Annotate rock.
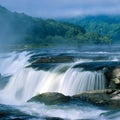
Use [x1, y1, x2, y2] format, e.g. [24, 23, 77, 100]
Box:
[106, 67, 120, 89]
[33, 56, 73, 64]
[27, 92, 70, 105]
[27, 55, 74, 70]
[100, 109, 120, 120]
[111, 67, 120, 84]
[0, 104, 37, 120]
[73, 61, 120, 71]
[73, 89, 120, 109]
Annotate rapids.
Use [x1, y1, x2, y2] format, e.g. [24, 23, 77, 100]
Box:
[0, 51, 106, 104]
[0, 46, 120, 119]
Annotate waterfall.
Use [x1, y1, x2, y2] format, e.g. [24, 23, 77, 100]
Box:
[0, 51, 29, 76]
[0, 52, 106, 104]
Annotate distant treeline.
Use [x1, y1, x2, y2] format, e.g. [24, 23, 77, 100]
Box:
[58, 15, 120, 44]
[0, 5, 114, 49]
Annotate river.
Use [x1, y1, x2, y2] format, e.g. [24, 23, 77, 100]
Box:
[0, 45, 120, 120]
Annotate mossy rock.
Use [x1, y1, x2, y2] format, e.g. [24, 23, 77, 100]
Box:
[27, 92, 70, 105]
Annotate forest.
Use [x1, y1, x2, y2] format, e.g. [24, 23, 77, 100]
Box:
[59, 15, 120, 44]
[0, 5, 119, 49]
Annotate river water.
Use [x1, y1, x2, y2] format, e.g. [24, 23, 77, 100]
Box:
[0, 45, 120, 120]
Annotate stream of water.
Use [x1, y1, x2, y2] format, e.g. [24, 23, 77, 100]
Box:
[0, 45, 120, 119]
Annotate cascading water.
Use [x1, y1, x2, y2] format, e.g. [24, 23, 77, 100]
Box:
[1, 48, 120, 120]
[0, 51, 106, 104]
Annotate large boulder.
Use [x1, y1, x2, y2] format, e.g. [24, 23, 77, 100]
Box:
[27, 92, 70, 105]
[109, 67, 120, 88]
[73, 89, 120, 109]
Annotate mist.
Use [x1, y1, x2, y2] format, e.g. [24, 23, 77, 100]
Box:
[0, 6, 35, 51]
[0, 0, 120, 52]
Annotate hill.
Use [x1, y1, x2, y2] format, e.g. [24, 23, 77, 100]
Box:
[58, 15, 120, 44]
[0, 6, 112, 50]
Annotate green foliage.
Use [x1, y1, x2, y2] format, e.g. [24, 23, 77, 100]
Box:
[59, 15, 120, 44]
[0, 5, 113, 49]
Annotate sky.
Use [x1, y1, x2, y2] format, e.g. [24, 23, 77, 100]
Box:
[0, 0, 120, 18]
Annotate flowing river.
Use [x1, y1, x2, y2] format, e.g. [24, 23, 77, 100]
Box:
[0, 45, 120, 120]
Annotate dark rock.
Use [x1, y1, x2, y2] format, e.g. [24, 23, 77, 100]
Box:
[44, 116, 64, 120]
[27, 55, 73, 70]
[109, 67, 120, 88]
[0, 104, 37, 120]
[100, 109, 120, 119]
[27, 63, 57, 70]
[27, 92, 71, 105]
[73, 89, 120, 109]
[73, 61, 120, 71]
[33, 56, 73, 64]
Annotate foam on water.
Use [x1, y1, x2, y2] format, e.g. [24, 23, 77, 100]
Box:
[0, 50, 119, 119]
[0, 51, 106, 104]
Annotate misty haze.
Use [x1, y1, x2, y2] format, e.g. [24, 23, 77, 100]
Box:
[0, 0, 120, 120]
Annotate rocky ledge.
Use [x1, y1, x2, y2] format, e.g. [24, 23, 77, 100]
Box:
[28, 90, 120, 109]
[73, 89, 120, 109]
[27, 92, 70, 105]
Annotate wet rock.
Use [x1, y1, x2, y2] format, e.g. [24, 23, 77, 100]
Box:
[73, 61, 120, 71]
[44, 116, 64, 120]
[33, 56, 73, 64]
[111, 67, 120, 85]
[27, 55, 74, 70]
[100, 109, 120, 120]
[104, 66, 120, 90]
[0, 104, 37, 120]
[27, 92, 70, 105]
[27, 63, 57, 70]
[73, 89, 120, 109]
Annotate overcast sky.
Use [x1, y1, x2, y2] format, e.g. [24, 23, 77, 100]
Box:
[0, 0, 120, 18]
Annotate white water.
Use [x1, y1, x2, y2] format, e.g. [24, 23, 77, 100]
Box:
[0, 51, 106, 104]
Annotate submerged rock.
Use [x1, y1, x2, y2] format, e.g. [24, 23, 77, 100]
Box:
[27, 92, 70, 105]
[100, 109, 120, 120]
[73, 89, 120, 109]
[0, 104, 37, 120]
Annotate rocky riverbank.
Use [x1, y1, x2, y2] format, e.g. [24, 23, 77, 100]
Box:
[27, 89, 120, 109]
[73, 89, 120, 109]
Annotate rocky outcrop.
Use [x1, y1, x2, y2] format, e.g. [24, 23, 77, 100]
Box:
[73, 89, 120, 109]
[27, 92, 70, 105]
[32, 56, 74, 64]
[27, 90, 120, 108]
[109, 67, 120, 89]
[73, 61, 120, 71]
[27, 55, 74, 70]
